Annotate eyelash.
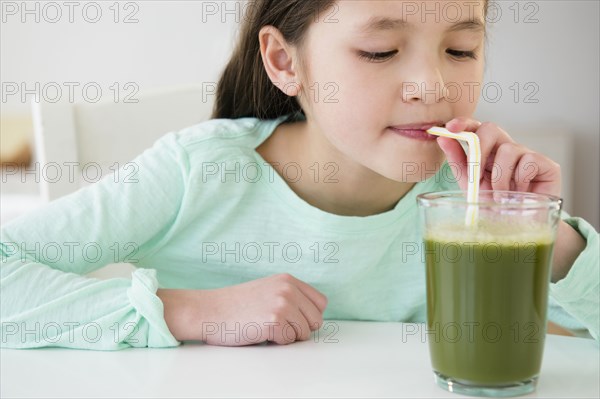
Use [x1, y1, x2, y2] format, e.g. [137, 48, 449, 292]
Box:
[357, 50, 398, 62]
[357, 49, 477, 63]
[446, 49, 477, 60]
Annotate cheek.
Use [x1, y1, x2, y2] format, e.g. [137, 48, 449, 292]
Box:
[445, 67, 484, 115]
[319, 115, 372, 153]
[305, 50, 388, 117]
[453, 91, 480, 116]
[311, 110, 383, 169]
[316, 87, 391, 154]
[304, 75, 384, 149]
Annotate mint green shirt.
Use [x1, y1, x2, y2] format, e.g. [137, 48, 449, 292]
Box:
[2, 116, 599, 350]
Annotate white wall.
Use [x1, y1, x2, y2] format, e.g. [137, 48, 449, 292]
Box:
[0, 0, 239, 107]
[1, 0, 598, 229]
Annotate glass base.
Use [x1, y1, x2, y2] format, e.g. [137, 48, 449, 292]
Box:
[434, 371, 538, 397]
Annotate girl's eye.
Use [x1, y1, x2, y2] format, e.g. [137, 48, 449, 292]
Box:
[446, 49, 477, 60]
[358, 50, 398, 63]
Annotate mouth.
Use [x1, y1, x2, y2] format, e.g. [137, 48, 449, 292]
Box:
[388, 121, 444, 141]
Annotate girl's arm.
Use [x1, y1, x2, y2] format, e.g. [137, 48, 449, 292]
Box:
[1, 132, 188, 350]
[548, 215, 600, 339]
[551, 220, 587, 283]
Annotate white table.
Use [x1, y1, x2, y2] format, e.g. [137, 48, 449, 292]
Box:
[1, 321, 598, 398]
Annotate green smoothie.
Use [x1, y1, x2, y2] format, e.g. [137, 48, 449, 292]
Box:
[424, 223, 555, 385]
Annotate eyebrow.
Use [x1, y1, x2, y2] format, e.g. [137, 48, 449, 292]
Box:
[358, 16, 486, 34]
[445, 19, 486, 33]
[359, 17, 408, 34]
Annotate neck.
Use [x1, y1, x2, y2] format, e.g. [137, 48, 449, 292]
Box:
[256, 119, 415, 217]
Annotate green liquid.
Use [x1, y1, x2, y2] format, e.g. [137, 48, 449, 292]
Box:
[425, 238, 554, 385]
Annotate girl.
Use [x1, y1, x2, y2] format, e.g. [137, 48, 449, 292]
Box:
[1, 0, 598, 349]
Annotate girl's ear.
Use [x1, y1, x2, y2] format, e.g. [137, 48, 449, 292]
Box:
[258, 26, 301, 97]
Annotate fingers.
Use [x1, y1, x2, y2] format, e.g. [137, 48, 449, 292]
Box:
[486, 142, 562, 196]
[207, 274, 329, 346]
[514, 152, 562, 197]
[491, 143, 529, 192]
[284, 273, 328, 313]
[297, 291, 325, 332]
[474, 122, 514, 178]
[266, 273, 327, 344]
[445, 116, 482, 133]
[287, 308, 312, 342]
[267, 303, 315, 344]
[441, 117, 486, 189]
[440, 118, 561, 197]
[445, 118, 515, 178]
[265, 308, 311, 345]
[437, 136, 468, 191]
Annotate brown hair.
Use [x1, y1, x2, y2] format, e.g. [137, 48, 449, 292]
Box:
[212, 0, 335, 120]
[213, 0, 489, 120]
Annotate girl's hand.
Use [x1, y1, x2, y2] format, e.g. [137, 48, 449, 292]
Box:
[435, 118, 586, 282]
[189, 273, 328, 346]
[436, 117, 562, 197]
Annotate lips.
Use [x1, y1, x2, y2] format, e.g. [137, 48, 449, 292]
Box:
[389, 121, 444, 130]
[388, 121, 444, 141]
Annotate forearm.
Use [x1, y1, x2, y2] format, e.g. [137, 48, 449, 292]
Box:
[551, 220, 586, 283]
[157, 288, 208, 342]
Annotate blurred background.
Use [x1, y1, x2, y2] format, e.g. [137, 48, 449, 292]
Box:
[1, 0, 599, 229]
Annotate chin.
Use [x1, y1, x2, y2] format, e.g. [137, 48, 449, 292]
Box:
[380, 158, 445, 183]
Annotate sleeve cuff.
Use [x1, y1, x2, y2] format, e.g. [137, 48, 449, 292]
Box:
[549, 216, 600, 340]
[127, 268, 181, 348]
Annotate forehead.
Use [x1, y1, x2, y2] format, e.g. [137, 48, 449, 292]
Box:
[321, 0, 487, 34]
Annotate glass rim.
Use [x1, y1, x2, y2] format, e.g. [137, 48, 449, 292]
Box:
[417, 190, 563, 209]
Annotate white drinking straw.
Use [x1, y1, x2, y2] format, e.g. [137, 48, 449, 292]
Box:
[426, 127, 481, 227]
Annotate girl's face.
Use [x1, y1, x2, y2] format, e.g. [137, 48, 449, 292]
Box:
[298, 0, 486, 182]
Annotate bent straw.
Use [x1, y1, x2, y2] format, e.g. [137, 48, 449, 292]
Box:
[426, 127, 481, 227]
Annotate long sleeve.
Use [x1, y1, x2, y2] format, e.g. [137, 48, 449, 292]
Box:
[1, 132, 189, 350]
[549, 215, 600, 340]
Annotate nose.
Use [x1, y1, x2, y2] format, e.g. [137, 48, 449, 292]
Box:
[400, 57, 447, 105]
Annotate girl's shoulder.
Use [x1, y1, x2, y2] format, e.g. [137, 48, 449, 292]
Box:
[172, 116, 287, 156]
